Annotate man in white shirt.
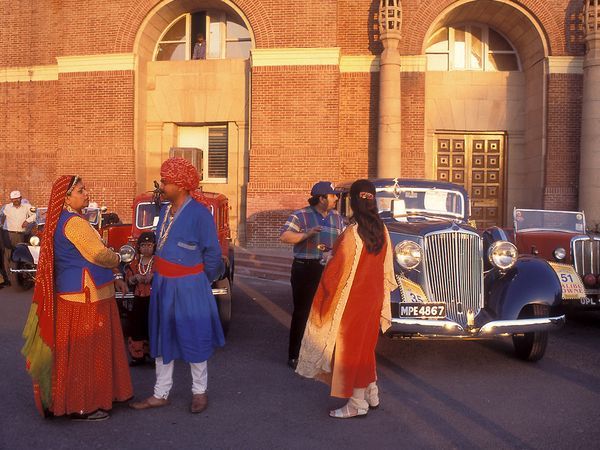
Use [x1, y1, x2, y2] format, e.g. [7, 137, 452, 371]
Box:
[0, 191, 36, 283]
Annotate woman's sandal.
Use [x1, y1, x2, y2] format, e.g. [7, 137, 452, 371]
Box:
[70, 409, 110, 421]
[329, 404, 368, 419]
[366, 383, 380, 409]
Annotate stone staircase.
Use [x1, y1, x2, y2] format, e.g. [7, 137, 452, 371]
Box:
[233, 246, 293, 283]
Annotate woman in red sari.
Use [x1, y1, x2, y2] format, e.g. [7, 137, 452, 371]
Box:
[296, 179, 396, 419]
[21, 175, 133, 421]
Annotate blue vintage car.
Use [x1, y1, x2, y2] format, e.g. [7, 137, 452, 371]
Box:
[335, 179, 567, 361]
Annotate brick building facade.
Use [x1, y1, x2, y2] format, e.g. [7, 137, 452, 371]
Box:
[0, 0, 594, 246]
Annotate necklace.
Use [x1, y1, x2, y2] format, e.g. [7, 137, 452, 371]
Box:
[138, 256, 154, 276]
[156, 205, 174, 251]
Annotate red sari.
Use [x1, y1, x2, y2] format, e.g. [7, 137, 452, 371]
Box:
[330, 245, 385, 397]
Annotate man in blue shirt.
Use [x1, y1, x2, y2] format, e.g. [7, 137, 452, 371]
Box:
[280, 181, 344, 369]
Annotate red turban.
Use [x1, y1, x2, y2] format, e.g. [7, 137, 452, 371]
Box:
[160, 157, 205, 203]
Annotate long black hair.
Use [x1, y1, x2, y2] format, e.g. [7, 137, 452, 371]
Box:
[349, 179, 385, 254]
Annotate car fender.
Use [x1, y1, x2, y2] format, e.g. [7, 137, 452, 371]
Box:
[485, 255, 562, 320]
[11, 244, 34, 265]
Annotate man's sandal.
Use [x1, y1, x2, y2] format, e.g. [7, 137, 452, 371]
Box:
[329, 404, 368, 419]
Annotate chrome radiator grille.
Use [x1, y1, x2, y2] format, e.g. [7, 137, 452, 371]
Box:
[572, 236, 600, 276]
[423, 230, 484, 326]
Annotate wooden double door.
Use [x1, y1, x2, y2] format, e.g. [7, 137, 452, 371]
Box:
[435, 133, 506, 228]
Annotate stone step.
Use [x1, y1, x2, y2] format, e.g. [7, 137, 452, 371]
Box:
[234, 249, 292, 267]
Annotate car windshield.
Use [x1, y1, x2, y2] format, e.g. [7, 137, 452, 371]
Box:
[136, 202, 169, 230]
[514, 209, 585, 233]
[82, 207, 100, 225]
[376, 187, 465, 219]
[35, 207, 47, 225]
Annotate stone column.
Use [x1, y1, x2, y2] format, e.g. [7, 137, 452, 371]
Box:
[377, 0, 402, 178]
[580, 1, 600, 223]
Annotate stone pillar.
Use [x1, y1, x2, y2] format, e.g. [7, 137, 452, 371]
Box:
[580, 1, 600, 223]
[377, 0, 402, 178]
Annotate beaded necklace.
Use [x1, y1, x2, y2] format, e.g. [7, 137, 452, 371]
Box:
[156, 205, 174, 251]
[138, 255, 154, 276]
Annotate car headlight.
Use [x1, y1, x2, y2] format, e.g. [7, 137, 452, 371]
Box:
[488, 241, 518, 270]
[119, 244, 136, 264]
[394, 241, 422, 270]
[29, 236, 40, 246]
[553, 247, 566, 261]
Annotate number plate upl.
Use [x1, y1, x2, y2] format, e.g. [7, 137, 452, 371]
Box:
[399, 302, 446, 319]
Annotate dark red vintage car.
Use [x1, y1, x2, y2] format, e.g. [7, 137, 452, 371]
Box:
[105, 191, 234, 333]
[509, 208, 594, 310]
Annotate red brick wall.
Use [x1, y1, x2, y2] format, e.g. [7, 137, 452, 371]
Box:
[400, 71, 425, 178]
[54, 70, 136, 221]
[0, 80, 58, 204]
[543, 73, 582, 210]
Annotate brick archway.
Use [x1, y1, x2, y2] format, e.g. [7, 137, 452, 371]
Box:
[403, 0, 562, 57]
[113, 0, 274, 54]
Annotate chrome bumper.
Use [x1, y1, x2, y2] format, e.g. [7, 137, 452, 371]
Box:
[388, 315, 565, 338]
[9, 268, 36, 273]
[115, 287, 228, 299]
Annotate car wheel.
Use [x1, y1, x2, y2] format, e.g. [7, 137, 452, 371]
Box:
[512, 304, 549, 362]
[12, 262, 35, 291]
[214, 277, 232, 336]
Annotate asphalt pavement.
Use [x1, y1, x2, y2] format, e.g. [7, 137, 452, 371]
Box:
[1, 276, 600, 449]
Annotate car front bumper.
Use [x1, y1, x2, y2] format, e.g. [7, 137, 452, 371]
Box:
[387, 315, 565, 338]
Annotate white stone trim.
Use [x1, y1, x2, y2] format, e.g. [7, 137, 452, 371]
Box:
[340, 56, 380, 72]
[400, 55, 426, 72]
[547, 56, 584, 74]
[0, 65, 59, 82]
[56, 53, 136, 73]
[251, 48, 341, 67]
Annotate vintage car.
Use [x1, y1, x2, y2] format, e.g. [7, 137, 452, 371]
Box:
[105, 189, 234, 334]
[511, 208, 595, 310]
[9, 206, 113, 290]
[335, 179, 566, 361]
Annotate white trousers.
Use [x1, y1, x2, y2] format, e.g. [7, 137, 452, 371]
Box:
[153, 357, 208, 399]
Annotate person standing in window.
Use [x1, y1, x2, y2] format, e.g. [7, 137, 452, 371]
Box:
[279, 182, 344, 370]
[192, 34, 206, 60]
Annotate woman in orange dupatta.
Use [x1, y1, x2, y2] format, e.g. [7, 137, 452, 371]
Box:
[21, 176, 133, 421]
[296, 179, 396, 419]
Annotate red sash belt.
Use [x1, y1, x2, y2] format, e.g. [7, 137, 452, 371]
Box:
[154, 256, 205, 278]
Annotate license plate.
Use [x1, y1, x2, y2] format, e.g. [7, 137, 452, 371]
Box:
[399, 302, 446, 319]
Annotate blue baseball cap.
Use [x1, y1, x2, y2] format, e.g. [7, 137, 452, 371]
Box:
[311, 181, 339, 196]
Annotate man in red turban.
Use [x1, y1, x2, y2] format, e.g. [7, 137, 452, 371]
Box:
[131, 157, 225, 414]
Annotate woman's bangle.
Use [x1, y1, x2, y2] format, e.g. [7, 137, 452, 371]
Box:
[113, 273, 124, 281]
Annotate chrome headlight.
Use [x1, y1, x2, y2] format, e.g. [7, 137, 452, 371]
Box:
[29, 236, 40, 246]
[488, 241, 518, 270]
[553, 247, 566, 261]
[394, 240, 423, 270]
[119, 244, 136, 264]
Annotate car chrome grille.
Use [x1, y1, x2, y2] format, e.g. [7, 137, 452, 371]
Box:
[423, 230, 484, 327]
[572, 236, 600, 276]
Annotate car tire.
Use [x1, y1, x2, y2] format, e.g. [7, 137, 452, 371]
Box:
[214, 277, 232, 336]
[11, 262, 35, 291]
[512, 304, 549, 362]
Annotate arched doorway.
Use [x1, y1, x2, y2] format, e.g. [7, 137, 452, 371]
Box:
[133, 0, 254, 244]
[423, 0, 549, 228]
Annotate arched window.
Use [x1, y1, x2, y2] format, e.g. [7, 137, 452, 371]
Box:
[154, 11, 252, 61]
[426, 24, 520, 72]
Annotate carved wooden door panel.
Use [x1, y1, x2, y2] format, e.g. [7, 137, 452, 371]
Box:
[435, 133, 506, 228]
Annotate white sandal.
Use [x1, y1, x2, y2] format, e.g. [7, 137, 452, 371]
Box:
[329, 400, 368, 419]
[365, 382, 380, 409]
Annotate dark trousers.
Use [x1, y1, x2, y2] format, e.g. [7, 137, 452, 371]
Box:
[289, 258, 324, 360]
[127, 295, 150, 341]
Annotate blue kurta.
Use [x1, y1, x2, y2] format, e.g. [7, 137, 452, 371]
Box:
[149, 198, 225, 364]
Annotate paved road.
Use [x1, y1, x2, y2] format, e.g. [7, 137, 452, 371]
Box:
[1, 276, 600, 449]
